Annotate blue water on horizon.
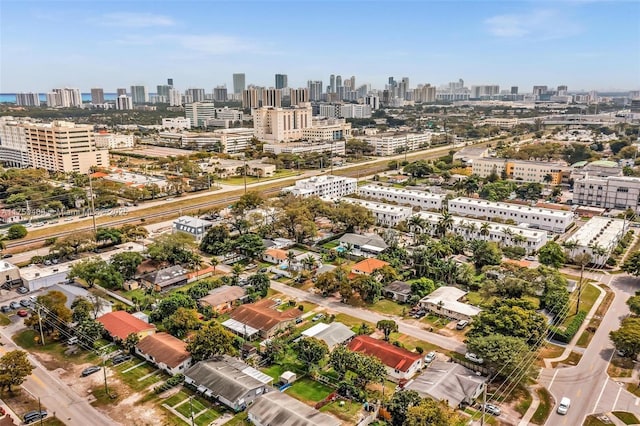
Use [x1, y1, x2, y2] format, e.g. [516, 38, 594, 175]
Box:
[0, 93, 119, 103]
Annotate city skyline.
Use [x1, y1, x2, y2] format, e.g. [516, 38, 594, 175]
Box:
[1, 1, 639, 92]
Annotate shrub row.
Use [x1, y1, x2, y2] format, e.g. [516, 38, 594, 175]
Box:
[154, 373, 184, 394]
[549, 310, 587, 343]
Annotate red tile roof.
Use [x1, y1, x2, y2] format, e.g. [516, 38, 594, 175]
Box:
[97, 311, 156, 340]
[347, 335, 422, 372]
[351, 258, 389, 275]
[90, 172, 108, 178]
[230, 299, 300, 333]
[264, 248, 288, 261]
[136, 332, 190, 368]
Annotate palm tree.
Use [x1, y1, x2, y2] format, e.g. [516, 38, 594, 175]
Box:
[573, 252, 593, 314]
[480, 222, 491, 238]
[437, 212, 454, 237]
[231, 263, 243, 285]
[286, 250, 296, 270]
[301, 254, 317, 271]
[513, 234, 527, 247]
[210, 257, 219, 275]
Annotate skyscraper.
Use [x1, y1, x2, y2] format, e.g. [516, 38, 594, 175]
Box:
[275, 74, 288, 89]
[130, 86, 148, 104]
[186, 88, 206, 102]
[307, 80, 323, 101]
[511, 86, 518, 95]
[262, 89, 282, 108]
[350, 76, 356, 91]
[117, 88, 127, 96]
[336, 75, 342, 89]
[242, 88, 260, 109]
[213, 86, 228, 102]
[233, 73, 246, 94]
[167, 78, 174, 87]
[91, 88, 104, 104]
[15, 93, 40, 107]
[116, 95, 133, 110]
[330, 74, 336, 93]
[47, 88, 82, 107]
[290, 88, 309, 106]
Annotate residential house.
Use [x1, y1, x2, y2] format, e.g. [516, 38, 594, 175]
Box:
[347, 335, 423, 381]
[301, 322, 356, 350]
[48, 283, 112, 317]
[337, 233, 388, 257]
[97, 310, 156, 341]
[405, 360, 486, 408]
[262, 248, 289, 265]
[383, 280, 412, 303]
[135, 332, 192, 375]
[223, 299, 301, 339]
[184, 356, 273, 411]
[248, 392, 341, 426]
[418, 286, 481, 321]
[351, 258, 389, 277]
[139, 265, 188, 292]
[198, 285, 247, 313]
[0, 210, 22, 224]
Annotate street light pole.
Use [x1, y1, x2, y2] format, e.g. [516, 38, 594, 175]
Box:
[88, 172, 98, 240]
[190, 396, 195, 426]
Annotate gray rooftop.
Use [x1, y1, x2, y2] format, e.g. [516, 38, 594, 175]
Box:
[302, 322, 355, 350]
[248, 392, 340, 426]
[383, 280, 412, 296]
[338, 233, 388, 250]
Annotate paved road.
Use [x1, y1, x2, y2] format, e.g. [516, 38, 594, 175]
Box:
[269, 281, 467, 354]
[0, 317, 117, 426]
[540, 275, 640, 425]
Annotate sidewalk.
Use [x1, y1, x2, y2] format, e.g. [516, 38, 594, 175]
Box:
[517, 385, 541, 426]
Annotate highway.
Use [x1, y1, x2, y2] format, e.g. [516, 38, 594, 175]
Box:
[540, 274, 640, 425]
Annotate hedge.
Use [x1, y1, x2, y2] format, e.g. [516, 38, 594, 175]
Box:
[549, 311, 587, 343]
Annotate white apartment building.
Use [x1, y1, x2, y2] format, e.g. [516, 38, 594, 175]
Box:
[186, 102, 217, 127]
[46, 88, 82, 108]
[447, 197, 574, 233]
[340, 198, 413, 227]
[162, 128, 254, 153]
[411, 211, 547, 253]
[162, 117, 192, 130]
[363, 132, 431, 156]
[573, 175, 640, 212]
[215, 107, 244, 121]
[564, 216, 628, 267]
[263, 141, 346, 156]
[340, 104, 372, 119]
[302, 118, 352, 141]
[358, 185, 445, 211]
[282, 175, 357, 199]
[23, 121, 109, 174]
[253, 105, 313, 142]
[116, 95, 133, 110]
[0, 117, 31, 168]
[94, 133, 135, 150]
[472, 158, 567, 185]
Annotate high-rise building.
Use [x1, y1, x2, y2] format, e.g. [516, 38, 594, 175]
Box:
[350, 76, 356, 91]
[290, 88, 309, 106]
[91, 88, 104, 104]
[330, 75, 336, 93]
[130, 86, 148, 104]
[15, 93, 40, 107]
[253, 105, 313, 142]
[157, 85, 171, 100]
[365, 95, 380, 110]
[167, 78, 174, 87]
[532, 85, 548, 97]
[413, 84, 436, 103]
[23, 121, 109, 173]
[186, 88, 206, 103]
[275, 74, 288, 89]
[47, 88, 82, 108]
[262, 89, 282, 108]
[242, 88, 260, 109]
[307, 80, 323, 101]
[0, 116, 31, 168]
[213, 86, 228, 102]
[233, 73, 246, 94]
[116, 95, 133, 110]
[336, 75, 342, 89]
[470, 85, 500, 98]
[117, 88, 127, 96]
[168, 89, 182, 107]
[186, 102, 216, 127]
[557, 85, 568, 95]
[511, 86, 518, 95]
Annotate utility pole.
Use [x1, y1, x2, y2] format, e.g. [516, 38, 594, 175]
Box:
[190, 396, 195, 426]
[480, 383, 487, 426]
[38, 397, 43, 426]
[88, 172, 98, 240]
[243, 158, 248, 194]
[103, 355, 109, 397]
[37, 304, 45, 346]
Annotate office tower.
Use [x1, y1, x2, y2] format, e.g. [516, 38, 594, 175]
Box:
[365, 95, 380, 110]
[336, 75, 342, 89]
[414, 84, 436, 103]
[557, 85, 568, 95]
[388, 77, 396, 87]
[168, 89, 182, 106]
[0, 116, 31, 167]
[15, 93, 40, 107]
[242, 88, 260, 109]
[275, 74, 288, 89]
[167, 78, 174, 87]
[511, 86, 518, 95]
[262, 89, 282, 108]
[330, 75, 336, 93]
[233, 73, 246, 94]
[47, 88, 82, 107]
[253, 104, 313, 142]
[157, 85, 171, 99]
[117, 88, 127, 96]
[350, 76, 356, 91]
[23, 121, 109, 173]
[91, 88, 104, 104]
[186, 102, 216, 127]
[213, 86, 228, 102]
[290, 88, 309, 106]
[186, 88, 206, 103]
[130, 85, 148, 104]
[116, 95, 133, 110]
[307, 80, 323, 101]
[470, 85, 500, 98]
[533, 85, 548, 97]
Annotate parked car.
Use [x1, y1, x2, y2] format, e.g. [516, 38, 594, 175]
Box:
[81, 366, 102, 377]
[1, 254, 12, 259]
[465, 352, 484, 364]
[483, 403, 501, 416]
[23, 410, 48, 424]
[557, 397, 571, 415]
[19, 299, 31, 307]
[112, 354, 132, 365]
[258, 267, 268, 273]
[17, 287, 29, 294]
[424, 351, 436, 364]
[9, 301, 20, 310]
[17, 310, 28, 317]
[456, 320, 469, 330]
[0, 306, 10, 313]
[312, 313, 325, 321]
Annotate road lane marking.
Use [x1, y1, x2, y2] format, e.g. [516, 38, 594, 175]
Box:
[577, 388, 582, 397]
[594, 350, 616, 412]
[613, 386, 622, 409]
[548, 370, 559, 389]
[635, 398, 639, 406]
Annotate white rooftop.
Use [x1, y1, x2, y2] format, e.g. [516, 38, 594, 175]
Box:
[221, 318, 260, 337]
[173, 216, 213, 228]
[450, 197, 573, 218]
[413, 212, 547, 240]
[419, 286, 481, 318]
[359, 184, 446, 200]
[0, 261, 18, 273]
[341, 198, 414, 215]
[566, 216, 627, 249]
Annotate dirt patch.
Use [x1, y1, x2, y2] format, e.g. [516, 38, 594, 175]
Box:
[0, 388, 40, 416]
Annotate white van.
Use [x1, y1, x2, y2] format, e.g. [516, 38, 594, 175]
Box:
[557, 397, 570, 415]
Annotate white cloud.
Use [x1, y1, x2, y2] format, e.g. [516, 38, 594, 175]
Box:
[485, 9, 582, 40]
[99, 12, 175, 28]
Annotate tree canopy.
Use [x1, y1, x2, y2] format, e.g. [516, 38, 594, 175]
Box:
[0, 350, 34, 392]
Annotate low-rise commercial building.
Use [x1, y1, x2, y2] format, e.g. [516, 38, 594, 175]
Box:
[262, 141, 345, 156]
[472, 158, 567, 185]
[282, 175, 357, 199]
[563, 216, 628, 267]
[161, 117, 192, 130]
[447, 197, 573, 233]
[573, 175, 640, 213]
[358, 184, 445, 211]
[248, 390, 340, 426]
[340, 198, 413, 227]
[363, 132, 431, 156]
[94, 132, 135, 150]
[172, 216, 213, 242]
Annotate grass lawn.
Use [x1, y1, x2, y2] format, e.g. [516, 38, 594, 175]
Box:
[420, 313, 449, 330]
[613, 412, 640, 425]
[515, 389, 533, 416]
[578, 287, 615, 349]
[120, 288, 147, 301]
[221, 170, 301, 186]
[536, 342, 564, 366]
[608, 356, 634, 378]
[559, 283, 600, 329]
[13, 330, 92, 369]
[322, 240, 340, 249]
[164, 390, 190, 407]
[224, 412, 248, 426]
[552, 351, 582, 368]
[465, 291, 496, 308]
[368, 299, 407, 317]
[0, 313, 10, 326]
[389, 332, 444, 354]
[194, 408, 221, 426]
[286, 377, 333, 404]
[584, 415, 612, 426]
[113, 359, 164, 391]
[320, 400, 362, 423]
[531, 387, 552, 425]
[334, 313, 375, 332]
[175, 396, 207, 418]
[627, 383, 640, 398]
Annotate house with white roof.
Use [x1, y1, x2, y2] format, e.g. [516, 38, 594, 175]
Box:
[418, 286, 481, 321]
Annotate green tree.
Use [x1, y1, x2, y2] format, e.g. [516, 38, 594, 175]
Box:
[25, 290, 72, 336]
[468, 299, 547, 346]
[199, 225, 230, 255]
[123, 333, 140, 353]
[263, 337, 288, 363]
[329, 345, 354, 379]
[405, 398, 463, 426]
[356, 353, 386, 387]
[467, 335, 530, 380]
[163, 308, 202, 338]
[71, 297, 94, 322]
[146, 232, 200, 266]
[96, 227, 123, 246]
[376, 319, 398, 341]
[410, 278, 436, 299]
[295, 337, 329, 371]
[627, 296, 640, 316]
[388, 390, 422, 426]
[186, 322, 236, 361]
[622, 252, 640, 277]
[68, 258, 123, 289]
[0, 350, 34, 392]
[110, 251, 144, 280]
[6, 224, 27, 240]
[149, 292, 196, 323]
[355, 275, 383, 303]
[246, 273, 270, 298]
[610, 317, 640, 358]
[471, 240, 502, 269]
[538, 242, 566, 268]
[234, 233, 265, 261]
[75, 319, 105, 346]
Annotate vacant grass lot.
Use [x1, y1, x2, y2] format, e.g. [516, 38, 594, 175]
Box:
[286, 377, 333, 404]
[368, 299, 407, 316]
[320, 400, 362, 423]
[334, 313, 375, 332]
[113, 359, 164, 391]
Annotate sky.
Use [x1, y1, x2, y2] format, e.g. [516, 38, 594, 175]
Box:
[1, 0, 639, 93]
